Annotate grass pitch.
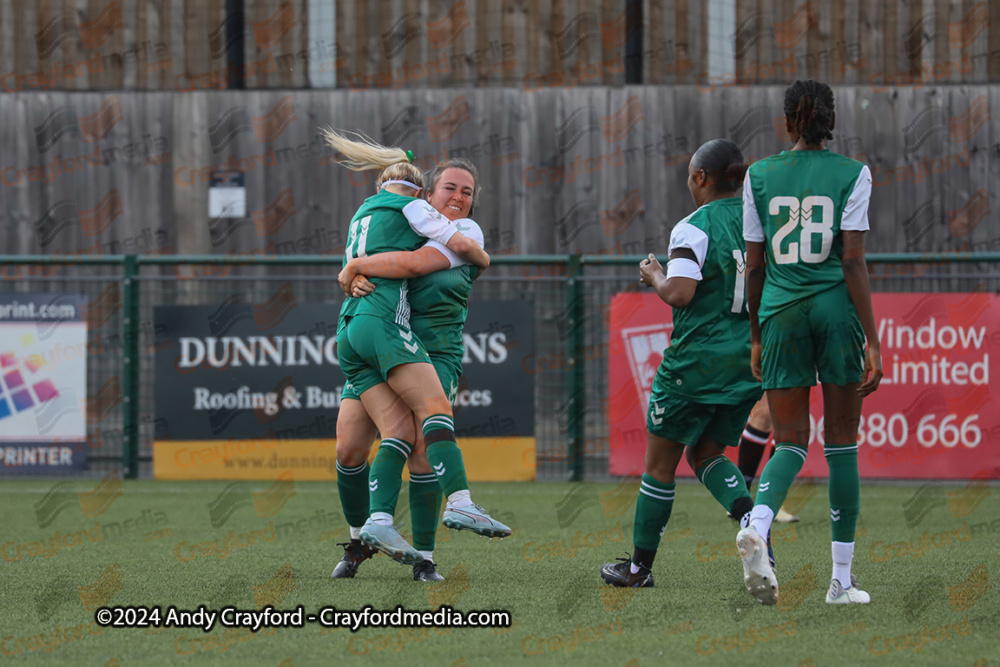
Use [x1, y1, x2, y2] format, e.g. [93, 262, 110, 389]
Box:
[1, 478, 997, 666]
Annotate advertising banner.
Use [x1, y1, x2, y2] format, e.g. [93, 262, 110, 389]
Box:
[0, 293, 88, 474]
[609, 292, 999, 480]
[153, 296, 534, 480]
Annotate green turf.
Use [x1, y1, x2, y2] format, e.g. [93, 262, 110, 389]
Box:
[1, 478, 997, 666]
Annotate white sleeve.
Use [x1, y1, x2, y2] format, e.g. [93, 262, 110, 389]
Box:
[666, 257, 703, 281]
[668, 221, 709, 267]
[402, 200, 458, 245]
[743, 174, 765, 242]
[426, 219, 484, 268]
[841, 165, 872, 232]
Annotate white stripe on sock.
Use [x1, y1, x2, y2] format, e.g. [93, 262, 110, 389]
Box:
[381, 440, 411, 459]
[776, 445, 808, 462]
[824, 445, 859, 457]
[639, 487, 674, 501]
[699, 457, 725, 481]
[742, 429, 770, 445]
[382, 438, 413, 453]
[424, 418, 454, 431]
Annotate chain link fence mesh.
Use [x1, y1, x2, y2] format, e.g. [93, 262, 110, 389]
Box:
[2, 257, 997, 480]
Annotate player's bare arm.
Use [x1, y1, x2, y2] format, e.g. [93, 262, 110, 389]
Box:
[446, 234, 490, 269]
[842, 230, 882, 397]
[640, 250, 698, 307]
[745, 240, 766, 382]
[338, 247, 451, 295]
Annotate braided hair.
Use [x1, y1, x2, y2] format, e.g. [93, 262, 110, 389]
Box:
[783, 80, 835, 146]
[691, 139, 746, 193]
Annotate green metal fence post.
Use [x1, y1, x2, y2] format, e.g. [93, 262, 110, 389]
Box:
[566, 254, 585, 481]
[121, 255, 140, 478]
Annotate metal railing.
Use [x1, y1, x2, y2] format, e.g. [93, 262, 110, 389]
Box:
[3, 252, 998, 480]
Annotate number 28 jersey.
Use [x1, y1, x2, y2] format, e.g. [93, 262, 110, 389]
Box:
[743, 150, 872, 322]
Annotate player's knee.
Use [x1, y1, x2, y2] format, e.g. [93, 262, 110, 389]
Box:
[753, 412, 773, 432]
[644, 453, 677, 483]
[407, 451, 432, 475]
[425, 397, 453, 419]
[684, 447, 700, 471]
[336, 439, 369, 467]
[385, 422, 416, 443]
[644, 463, 675, 484]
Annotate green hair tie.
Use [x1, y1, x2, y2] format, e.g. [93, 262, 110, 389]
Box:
[405, 150, 414, 163]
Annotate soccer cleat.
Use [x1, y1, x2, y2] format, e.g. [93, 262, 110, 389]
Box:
[825, 577, 871, 604]
[330, 540, 375, 579]
[600, 556, 655, 588]
[413, 560, 445, 582]
[774, 506, 800, 523]
[442, 503, 512, 538]
[359, 519, 424, 565]
[737, 526, 779, 605]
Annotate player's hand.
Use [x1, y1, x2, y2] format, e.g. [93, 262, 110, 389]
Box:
[858, 343, 883, 397]
[337, 262, 358, 296]
[351, 274, 375, 297]
[639, 254, 663, 287]
[750, 342, 762, 382]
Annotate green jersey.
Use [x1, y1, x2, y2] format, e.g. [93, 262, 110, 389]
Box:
[338, 191, 459, 330]
[743, 150, 872, 322]
[659, 198, 760, 404]
[409, 218, 483, 361]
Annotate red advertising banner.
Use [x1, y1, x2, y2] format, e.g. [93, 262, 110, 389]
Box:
[608, 292, 999, 480]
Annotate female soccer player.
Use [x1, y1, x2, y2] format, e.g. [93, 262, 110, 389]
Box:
[600, 139, 762, 588]
[736, 80, 881, 606]
[331, 159, 497, 581]
[323, 132, 511, 569]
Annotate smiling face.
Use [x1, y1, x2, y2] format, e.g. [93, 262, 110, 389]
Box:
[427, 167, 476, 221]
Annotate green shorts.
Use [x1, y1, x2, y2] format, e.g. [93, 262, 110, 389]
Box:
[341, 354, 461, 404]
[761, 283, 865, 390]
[431, 355, 462, 404]
[341, 381, 360, 402]
[337, 315, 431, 396]
[412, 326, 464, 404]
[646, 390, 757, 448]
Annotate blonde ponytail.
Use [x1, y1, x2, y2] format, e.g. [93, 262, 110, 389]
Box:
[320, 128, 424, 192]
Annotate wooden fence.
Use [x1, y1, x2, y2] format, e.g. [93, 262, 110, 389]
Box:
[0, 86, 995, 260]
[0, 1, 997, 91]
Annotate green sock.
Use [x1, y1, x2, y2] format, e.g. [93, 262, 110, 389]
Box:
[336, 460, 370, 528]
[696, 455, 752, 514]
[825, 443, 860, 541]
[409, 473, 443, 552]
[754, 443, 808, 513]
[422, 414, 469, 496]
[369, 438, 412, 516]
[633, 474, 675, 551]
